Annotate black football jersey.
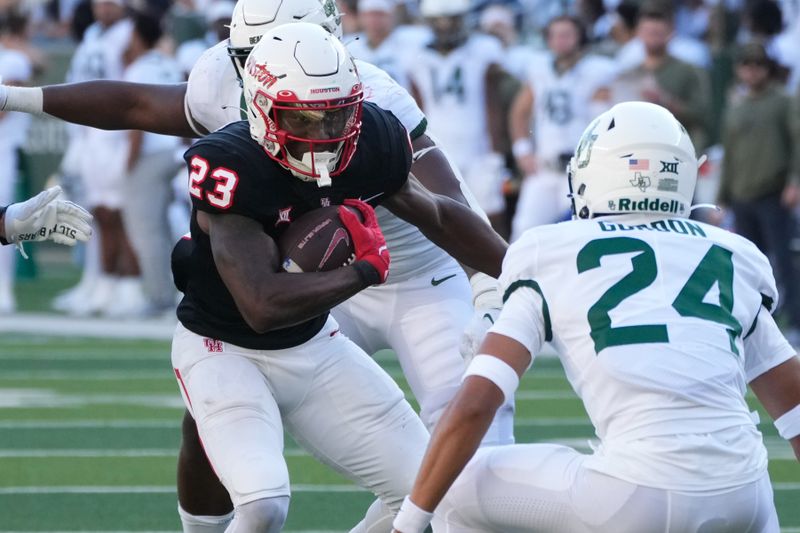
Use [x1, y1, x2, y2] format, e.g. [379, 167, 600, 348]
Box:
[176, 102, 412, 349]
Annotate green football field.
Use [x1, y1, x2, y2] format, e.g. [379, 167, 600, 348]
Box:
[1, 333, 799, 532]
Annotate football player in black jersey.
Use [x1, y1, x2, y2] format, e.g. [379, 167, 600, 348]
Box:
[170, 23, 507, 532]
[0, 5, 513, 529]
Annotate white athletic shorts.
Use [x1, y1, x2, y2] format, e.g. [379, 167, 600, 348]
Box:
[80, 131, 128, 209]
[433, 443, 779, 532]
[332, 262, 471, 429]
[171, 317, 429, 509]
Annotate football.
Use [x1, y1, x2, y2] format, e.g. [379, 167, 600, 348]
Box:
[278, 205, 360, 273]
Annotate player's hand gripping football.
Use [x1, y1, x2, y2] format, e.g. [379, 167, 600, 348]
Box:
[3, 186, 93, 257]
[338, 199, 390, 284]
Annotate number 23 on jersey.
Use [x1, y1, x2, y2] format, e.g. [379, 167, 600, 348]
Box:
[188, 156, 240, 210]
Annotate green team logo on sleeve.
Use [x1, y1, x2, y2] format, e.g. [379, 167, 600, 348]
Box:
[323, 0, 337, 16]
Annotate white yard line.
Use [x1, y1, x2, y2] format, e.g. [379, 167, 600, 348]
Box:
[0, 484, 364, 495]
[0, 448, 309, 458]
[0, 313, 178, 340]
[0, 420, 180, 429]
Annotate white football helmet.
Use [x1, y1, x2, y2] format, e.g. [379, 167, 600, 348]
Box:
[568, 101, 699, 219]
[243, 23, 363, 186]
[420, 0, 471, 17]
[228, 0, 343, 81]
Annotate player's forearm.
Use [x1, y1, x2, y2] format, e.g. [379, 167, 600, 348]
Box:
[751, 356, 800, 421]
[224, 261, 376, 333]
[409, 379, 502, 511]
[426, 198, 506, 278]
[509, 85, 533, 143]
[39, 81, 194, 137]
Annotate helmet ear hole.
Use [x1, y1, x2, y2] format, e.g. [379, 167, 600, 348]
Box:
[579, 206, 590, 219]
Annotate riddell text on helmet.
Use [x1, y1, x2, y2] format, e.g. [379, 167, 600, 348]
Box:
[610, 197, 686, 214]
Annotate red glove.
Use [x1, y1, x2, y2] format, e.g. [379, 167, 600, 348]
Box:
[338, 199, 390, 284]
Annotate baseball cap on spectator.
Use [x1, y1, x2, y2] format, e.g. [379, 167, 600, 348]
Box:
[206, 0, 235, 23]
[358, 0, 396, 13]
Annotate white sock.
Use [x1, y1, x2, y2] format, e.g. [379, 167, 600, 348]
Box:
[178, 505, 234, 533]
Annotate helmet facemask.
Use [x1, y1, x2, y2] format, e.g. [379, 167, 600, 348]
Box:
[243, 23, 363, 187]
[250, 87, 364, 187]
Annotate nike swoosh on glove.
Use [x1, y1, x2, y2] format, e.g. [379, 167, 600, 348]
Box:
[338, 199, 390, 284]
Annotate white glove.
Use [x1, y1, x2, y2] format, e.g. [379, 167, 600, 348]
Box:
[459, 273, 502, 364]
[0, 82, 8, 110]
[3, 186, 93, 256]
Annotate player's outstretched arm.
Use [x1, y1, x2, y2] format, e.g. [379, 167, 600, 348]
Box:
[383, 174, 507, 278]
[392, 332, 530, 533]
[750, 355, 800, 460]
[203, 209, 382, 333]
[0, 81, 197, 138]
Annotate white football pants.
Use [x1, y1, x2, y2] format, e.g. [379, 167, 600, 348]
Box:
[332, 263, 515, 445]
[433, 443, 780, 533]
[171, 318, 429, 510]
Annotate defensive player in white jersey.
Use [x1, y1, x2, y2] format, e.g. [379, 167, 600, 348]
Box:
[509, 15, 615, 241]
[0, 1, 513, 530]
[391, 102, 800, 533]
[406, 0, 510, 231]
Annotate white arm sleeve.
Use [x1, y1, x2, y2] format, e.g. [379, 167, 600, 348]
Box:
[744, 307, 797, 382]
[489, 285, 546, 358]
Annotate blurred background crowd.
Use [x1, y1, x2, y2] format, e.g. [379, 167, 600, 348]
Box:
[0, 0, 798, 341]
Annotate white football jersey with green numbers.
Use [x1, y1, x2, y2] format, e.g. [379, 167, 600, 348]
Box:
[492, 214, 795, 490]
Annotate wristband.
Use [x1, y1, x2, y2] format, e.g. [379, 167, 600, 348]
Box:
[392, 496, 433, 533]
[353, 260, 380, 286]
[512, 138, 534, 159]
[775, 404, 800, 440]
[2, 86, 44, 114]
[464, 354, 520, 403]
[469, 272, 501, 309]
